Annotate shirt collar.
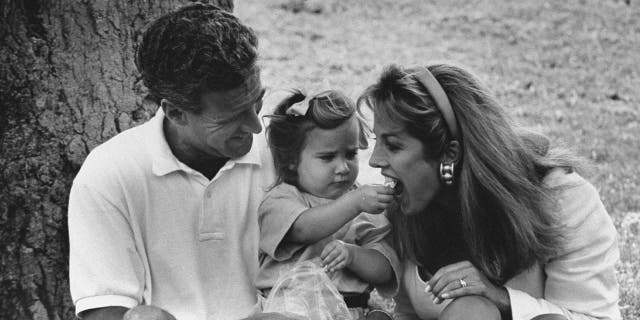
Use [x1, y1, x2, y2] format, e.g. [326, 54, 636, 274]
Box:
[148, 108, 262, 177]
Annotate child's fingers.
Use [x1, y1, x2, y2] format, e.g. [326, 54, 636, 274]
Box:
[325, 253, 346, 272]
[372, 185, 395, 194]
[320, 241, 338, 260]
[328, 259, 347, 272]
[321, 247, 342, 266]
[377, 194, 395, 203]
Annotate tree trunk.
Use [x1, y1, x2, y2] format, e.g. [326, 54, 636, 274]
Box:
[0, 1, 199, 319]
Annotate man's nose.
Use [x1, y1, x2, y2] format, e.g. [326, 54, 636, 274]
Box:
[243, 110, 262, 134]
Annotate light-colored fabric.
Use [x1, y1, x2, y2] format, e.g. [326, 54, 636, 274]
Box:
[256, 183, 401, 297]
[68, 108, 276, 320]
[394, 170, 621, 320]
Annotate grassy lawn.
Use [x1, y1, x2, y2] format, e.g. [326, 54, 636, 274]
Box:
[236, 0, 640, 318]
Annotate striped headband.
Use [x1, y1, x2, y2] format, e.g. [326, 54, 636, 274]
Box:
[413, 67, 460, 140]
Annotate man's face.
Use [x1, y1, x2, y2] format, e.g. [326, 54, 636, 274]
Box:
[184, 70, 265, 159]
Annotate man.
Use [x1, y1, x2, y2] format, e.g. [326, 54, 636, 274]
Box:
[68, 4, 278, 319]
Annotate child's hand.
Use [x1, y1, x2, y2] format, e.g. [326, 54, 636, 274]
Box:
[349, 184, 395, 214]
[320, 240, 353, 273]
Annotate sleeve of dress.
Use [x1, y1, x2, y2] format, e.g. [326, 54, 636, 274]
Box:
[506, 173, 621, 320]
[68, 165, 144, 316]
[394, 276, 421, 320]
[349, 213, 402, 297]
[258, 184, 309, 261]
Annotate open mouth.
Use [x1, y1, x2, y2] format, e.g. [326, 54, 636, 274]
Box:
[384, 176, 404, 196]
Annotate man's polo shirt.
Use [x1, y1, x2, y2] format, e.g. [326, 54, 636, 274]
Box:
[68, 109, 276, 320]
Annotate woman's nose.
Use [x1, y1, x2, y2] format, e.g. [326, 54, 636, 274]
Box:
[369, 143, 386, 168]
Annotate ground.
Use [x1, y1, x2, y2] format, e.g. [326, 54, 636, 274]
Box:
[236, 0, 640, 318]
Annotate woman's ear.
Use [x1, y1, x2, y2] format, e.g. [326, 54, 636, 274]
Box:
[161, 99, 188, 126]
[441, 140, 461, 164]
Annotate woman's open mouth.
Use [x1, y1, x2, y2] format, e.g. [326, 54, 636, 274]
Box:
[384, 176, 404, 197]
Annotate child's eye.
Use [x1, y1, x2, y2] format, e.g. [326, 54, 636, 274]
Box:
[346, 150, 358, 160]
[319, 155, 334, 161]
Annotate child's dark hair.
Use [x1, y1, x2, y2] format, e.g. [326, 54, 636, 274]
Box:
[266, 89, 369, 187]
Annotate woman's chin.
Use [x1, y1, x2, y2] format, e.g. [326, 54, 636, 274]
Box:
[399, 198, 419, 216]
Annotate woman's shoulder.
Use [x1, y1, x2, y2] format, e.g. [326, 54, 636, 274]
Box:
[542, 167, 587, 188]
[543, 168, 616, 249]
[542, 168, 602, 212]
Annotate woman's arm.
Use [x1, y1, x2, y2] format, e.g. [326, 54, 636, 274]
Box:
[428, 173, 621, 320]
[507, 175, 621, 320]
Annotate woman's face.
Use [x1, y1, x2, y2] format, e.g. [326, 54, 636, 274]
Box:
[369, 113, 442, 215]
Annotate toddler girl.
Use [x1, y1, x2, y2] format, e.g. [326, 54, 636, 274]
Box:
[256, 89, 399, 318]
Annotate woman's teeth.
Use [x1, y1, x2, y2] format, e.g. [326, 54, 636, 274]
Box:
[384, 177, 397, 188]
[384, 177, 403, 196]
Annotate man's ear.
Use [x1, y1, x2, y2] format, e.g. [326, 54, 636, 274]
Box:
[441, 140, 461, 164]
[161, 99, 188, 126]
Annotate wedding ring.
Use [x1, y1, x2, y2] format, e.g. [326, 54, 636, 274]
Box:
[459, 278, 468, 288]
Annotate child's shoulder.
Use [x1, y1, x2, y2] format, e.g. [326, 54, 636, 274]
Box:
[264, 182, 303, 199]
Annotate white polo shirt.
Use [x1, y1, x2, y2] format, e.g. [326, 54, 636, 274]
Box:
[68, 108, 275, 320]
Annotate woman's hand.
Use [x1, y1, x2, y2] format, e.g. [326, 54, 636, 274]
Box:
[320, 240, 354, 272]
[425, 261, 510, 309]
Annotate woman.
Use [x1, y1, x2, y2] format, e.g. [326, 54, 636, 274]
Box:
[358, 64, 621, 320]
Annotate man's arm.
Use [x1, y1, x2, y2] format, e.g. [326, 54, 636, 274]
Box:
[83, 306, 178, 320]
[82, 306, 128, 320]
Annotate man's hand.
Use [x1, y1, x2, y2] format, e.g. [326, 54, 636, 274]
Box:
[123, 306, 177, 320]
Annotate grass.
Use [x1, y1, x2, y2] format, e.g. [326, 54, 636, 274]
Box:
[236, 0, 640, 318]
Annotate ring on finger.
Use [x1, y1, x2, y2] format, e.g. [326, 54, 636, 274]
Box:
[459, 278, 468, 288]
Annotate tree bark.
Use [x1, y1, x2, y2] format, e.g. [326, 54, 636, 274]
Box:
[0, 1, 208, 319]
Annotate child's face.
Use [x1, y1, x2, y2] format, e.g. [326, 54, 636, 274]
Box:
[295, 116, 360, 199]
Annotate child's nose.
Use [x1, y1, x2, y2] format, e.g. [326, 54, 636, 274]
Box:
[335, 160, 350, 174]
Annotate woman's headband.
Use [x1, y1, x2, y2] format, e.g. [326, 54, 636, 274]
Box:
[413, 67, 459, 140]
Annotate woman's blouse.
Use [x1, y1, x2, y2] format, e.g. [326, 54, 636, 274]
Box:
[256, 183, 401, 297]
[394, 169, 621, 320]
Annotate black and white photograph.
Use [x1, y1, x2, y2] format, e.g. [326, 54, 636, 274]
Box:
[1, 0, 638, 319]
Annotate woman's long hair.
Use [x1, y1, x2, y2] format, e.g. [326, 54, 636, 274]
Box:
[358, 64, 581, 283]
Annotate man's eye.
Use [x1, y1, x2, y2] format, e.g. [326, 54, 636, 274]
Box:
[319, 155, 334, 161]
[346, 151, 358, 159]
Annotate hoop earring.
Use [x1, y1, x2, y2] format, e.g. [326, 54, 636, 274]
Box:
[440, 162, 455, 185]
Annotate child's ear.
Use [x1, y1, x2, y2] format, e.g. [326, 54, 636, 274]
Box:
[161, 99, 189, 126]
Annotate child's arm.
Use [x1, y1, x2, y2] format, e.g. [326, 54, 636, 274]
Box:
[320, 240, 392, 285]
[286, 184, 394, 244]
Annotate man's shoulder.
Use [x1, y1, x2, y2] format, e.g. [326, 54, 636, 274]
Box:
[75, 122, 153, 183]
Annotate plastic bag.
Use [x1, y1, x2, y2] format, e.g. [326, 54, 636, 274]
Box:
[263, 260, 353, 320]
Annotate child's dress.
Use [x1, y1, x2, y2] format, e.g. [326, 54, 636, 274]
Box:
[256, 183, 401, 303]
